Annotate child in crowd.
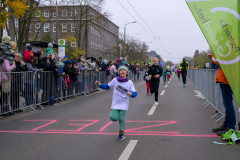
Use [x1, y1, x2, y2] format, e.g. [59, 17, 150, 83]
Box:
[166, 66, 172, 82]
[177, 68, 181, 81]
[59, 62, 65, 89]
[95, 66, 137, 140]
[143, 68, 150, 95]
[162, 66, 167, 84]
[54, 60, 65, 100]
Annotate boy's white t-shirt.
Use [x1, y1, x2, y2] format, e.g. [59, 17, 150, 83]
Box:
[108, 78, 136, 111]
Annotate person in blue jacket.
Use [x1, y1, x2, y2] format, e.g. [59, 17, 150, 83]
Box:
[95, 66, 137, 141]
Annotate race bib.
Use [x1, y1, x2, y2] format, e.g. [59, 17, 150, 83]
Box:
[115, 85, 128, 97]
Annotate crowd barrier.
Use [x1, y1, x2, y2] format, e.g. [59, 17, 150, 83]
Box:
[0, 69, 145, 115]
[187, 69, 240, 128]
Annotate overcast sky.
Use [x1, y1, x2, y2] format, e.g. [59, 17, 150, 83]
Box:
[104, 0, 210, 63]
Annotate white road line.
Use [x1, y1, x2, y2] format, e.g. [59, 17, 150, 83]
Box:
[118, 140, 138, 160]
[165, 85, 168, 88]
[160, 90, 165, 96]
[148, 105, 157, 115]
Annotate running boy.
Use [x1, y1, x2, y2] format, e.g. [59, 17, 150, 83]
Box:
[162, 66, 167, 84]
[148, 58, 162, 106]
[143, 68, 150, 95]
[177, 68, 181, 81]
[95, 66, 137, 140]
[166, 66, 172, 82]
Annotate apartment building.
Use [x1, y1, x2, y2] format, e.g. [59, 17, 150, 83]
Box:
[8, 5, 119, 58]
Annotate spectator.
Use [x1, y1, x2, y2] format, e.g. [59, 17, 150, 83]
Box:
[59, 62, 66, 90]
[24, 45, 34, 63]
[54, 60, 65, 102]
[85, 57, 93, 93]
[76, 60, 85, 95]
[208, 54, 236, 136]
[56, 55, 60, 62]
[61, 55, 69, 63]
[0, 58, 16, 116]
[78, 54, 84, 63]
[11, 53, 26, 113]
[0, 35, 14, 63]
[24, 57, 42, 107]
[46, 43, 54, 56]
[36, 51, 57, 71]
[110, 61, 117, 79]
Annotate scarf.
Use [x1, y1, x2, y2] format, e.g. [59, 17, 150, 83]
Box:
[116, 76, 128, 82]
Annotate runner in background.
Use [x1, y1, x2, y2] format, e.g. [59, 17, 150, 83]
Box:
[162, 66, 167, 84]
[166, 66, 172, 82]
[177, 68, 181, 81]
[148, 58, 162, 106]
[179, 58, 189, 87]
[143, 68, 150, 95]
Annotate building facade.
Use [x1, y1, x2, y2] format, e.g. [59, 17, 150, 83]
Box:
[8, 5, 119, 59]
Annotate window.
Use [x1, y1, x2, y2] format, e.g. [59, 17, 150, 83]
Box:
[71, 9, 76, 16]
[53, 23, 56, 32]
[62, 23, 67, 32]
[15, 34, 18, 42]
[71, 39, 76, 47]
[35, 11, 40, 17]
[62, 10, 67, 17]
[53, 39, 56, 44]
[44, 23, 49, 32]
[35, 23, 40, 32]
[15, 19, 18, 27]
[71, 23, 75, 32]
[44, 11, 49, 17]
[53, 11, 56, 17]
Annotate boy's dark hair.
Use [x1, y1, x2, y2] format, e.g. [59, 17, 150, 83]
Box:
[96, 59, 101, 65]
[36, 51, 42, 58]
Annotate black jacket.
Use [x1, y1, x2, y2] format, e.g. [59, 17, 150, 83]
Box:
[63, 65, 77, 82]
[148, 65, 162, 81]
[38, 58, 57, 71]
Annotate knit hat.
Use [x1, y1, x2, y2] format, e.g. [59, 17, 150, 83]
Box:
[59, 62, 65, 68]
[103, 60, 108, 64]
[86, 57, 91, 60]
[2, 36, 11, 42]
[99, 56, 102, 60]
[64, 55, 69, 59]
[27, 45, 33, 51]
[65, 60, 72, 65]
[118, 66, 128, 73]
[116, 59, 119, 63]
[54, 60, 58, 64]
[48, 43, 53, 48]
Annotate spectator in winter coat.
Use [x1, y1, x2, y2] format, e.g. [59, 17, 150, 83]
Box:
[61, 55, 69, 63]
[24, 45, 34, 63]
[24, 57, 42, 107]
[46, 43, 54, 56]
[36, 51, 57, 72]
[0, 58, 16, 116]
[11, 53, 27, 113]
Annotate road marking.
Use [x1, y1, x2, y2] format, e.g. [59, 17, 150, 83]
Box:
[148, 105, 157, 115]
[118, 140, 138, 160]
[160, 90, 165, 96]
[165, 85, 168, 88]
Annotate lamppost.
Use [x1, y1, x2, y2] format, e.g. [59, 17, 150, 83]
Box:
[119, 44, 122, 58]
[124, 21, 137, 57]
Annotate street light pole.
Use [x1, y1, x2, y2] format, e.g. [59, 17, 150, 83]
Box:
[56, 0, 58, 44]
[124, 21, 136, 57]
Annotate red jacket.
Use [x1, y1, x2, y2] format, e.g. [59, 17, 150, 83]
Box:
[211, 56, 228, 84]
[24, 49, 33, 63]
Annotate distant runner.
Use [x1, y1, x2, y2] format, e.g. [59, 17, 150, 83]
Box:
[179, 58, 189, 87]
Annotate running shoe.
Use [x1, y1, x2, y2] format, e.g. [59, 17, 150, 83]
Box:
[212, 125, 227, 133]
[183, 84, 186, 87]
[117, 134, 125, 141]
[154, 101, 158, 106]
[147, 93, 149, 96]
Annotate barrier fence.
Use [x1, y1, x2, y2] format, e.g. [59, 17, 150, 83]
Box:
[187, 69, 240, 129]
[0, 69, 145, 115]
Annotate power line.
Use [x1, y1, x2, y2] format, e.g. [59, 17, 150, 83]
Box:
[126, 0, 169, 53]
[116, 0, 166, 52]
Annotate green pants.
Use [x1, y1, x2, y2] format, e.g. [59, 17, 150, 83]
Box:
[110, 109, 127, 134]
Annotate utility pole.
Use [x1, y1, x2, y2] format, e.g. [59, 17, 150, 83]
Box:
[124, 21, 136, 58]
[56, 0, 58, 44]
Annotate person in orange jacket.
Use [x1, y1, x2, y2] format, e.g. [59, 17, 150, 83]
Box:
[207, 53, 236, 136]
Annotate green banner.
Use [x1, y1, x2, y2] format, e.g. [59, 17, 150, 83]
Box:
[186, 0, 240, 108]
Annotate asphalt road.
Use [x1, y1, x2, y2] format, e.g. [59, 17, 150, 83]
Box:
[0, 74, 239, 160]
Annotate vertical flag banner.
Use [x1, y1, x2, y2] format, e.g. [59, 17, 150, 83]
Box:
[186, 0, 240, 108]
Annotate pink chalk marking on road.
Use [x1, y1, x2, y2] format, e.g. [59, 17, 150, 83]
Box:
[47, 120, 100, 132]
[125, 131, 178, 134]
[0, 130, 220, 137]
[23, 120, 57, 131]
[99, 121, 113, 132]
[125, 121, 176, 132]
